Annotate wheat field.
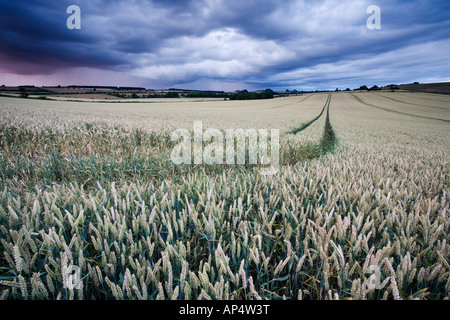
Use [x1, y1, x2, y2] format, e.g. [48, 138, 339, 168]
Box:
[0, 91, 449, 300]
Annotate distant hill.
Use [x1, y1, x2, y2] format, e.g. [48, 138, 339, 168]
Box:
[382, 82, 450, 94]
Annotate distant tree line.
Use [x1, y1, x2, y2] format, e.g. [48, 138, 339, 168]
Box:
[229, 89, 274, 100]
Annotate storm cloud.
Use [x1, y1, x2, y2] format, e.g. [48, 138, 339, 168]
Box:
[1, 0, 449, 90]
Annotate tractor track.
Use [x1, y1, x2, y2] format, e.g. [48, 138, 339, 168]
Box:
[272, 94, 313, 109]
[282, 94, 337, 165]
[371, 92, 449, 111]
[397, 92, 450, 104]
[350, 93, 450, 123]
[285, 94, 331, 135]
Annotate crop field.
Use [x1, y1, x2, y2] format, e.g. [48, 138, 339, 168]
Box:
[0, 91, 449, 300]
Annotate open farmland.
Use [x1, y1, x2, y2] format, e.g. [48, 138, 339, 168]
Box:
[0, 92, 449, 300]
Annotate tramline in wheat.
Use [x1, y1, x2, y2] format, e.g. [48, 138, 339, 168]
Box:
[0, 91, 449, 300]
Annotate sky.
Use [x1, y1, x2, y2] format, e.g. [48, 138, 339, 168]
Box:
[1, 0, 450, 91]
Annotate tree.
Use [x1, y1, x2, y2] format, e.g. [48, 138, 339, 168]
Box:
[358, 85, 369, 91]
[19, 87, 28, 98]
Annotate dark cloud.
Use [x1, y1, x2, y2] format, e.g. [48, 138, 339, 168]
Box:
[1, 0, 449, 89]
[0, 0, 125, 74]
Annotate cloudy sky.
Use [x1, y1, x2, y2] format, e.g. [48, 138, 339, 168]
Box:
[1, 0, 449, 91]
